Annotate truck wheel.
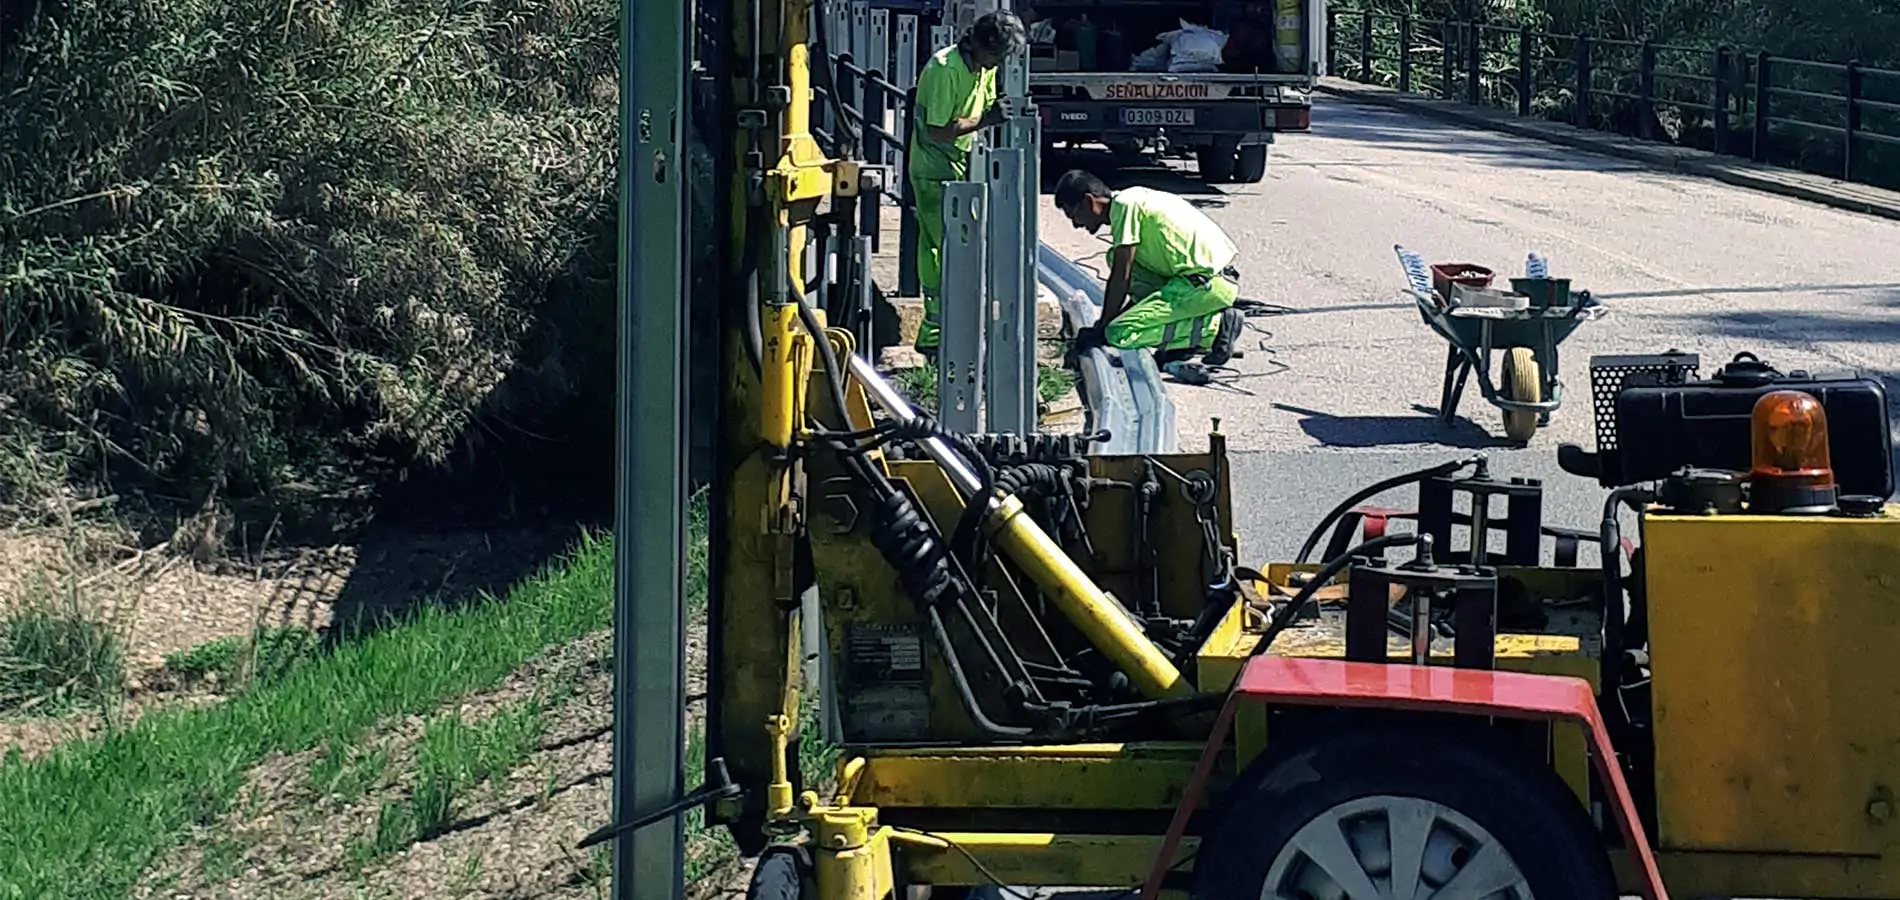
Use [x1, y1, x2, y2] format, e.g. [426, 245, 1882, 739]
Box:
[1197, 138, 1240, 183]
[1194, 726, 1616, 900]
[1233, 144, 1268, 183]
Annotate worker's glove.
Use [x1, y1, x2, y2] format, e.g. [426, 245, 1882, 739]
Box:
[1067, 324, 1108, 365]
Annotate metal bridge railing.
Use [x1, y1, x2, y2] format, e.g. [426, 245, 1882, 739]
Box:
[1325, 6, 1900, 190]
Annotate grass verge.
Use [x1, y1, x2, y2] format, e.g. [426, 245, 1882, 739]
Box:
[0, 531, 615, 899]
[892, 361, 1077, 415]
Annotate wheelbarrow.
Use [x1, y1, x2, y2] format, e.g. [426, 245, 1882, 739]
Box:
[1394, 246, 1607, 442]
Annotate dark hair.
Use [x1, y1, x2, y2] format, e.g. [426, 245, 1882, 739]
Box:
[1053, 169, 1111, 210]
[961, 10, 1027, 59]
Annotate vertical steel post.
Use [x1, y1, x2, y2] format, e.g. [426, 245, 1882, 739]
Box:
[870, 8, 893, 175]
[939, 182, 989, 432]
[983, 49, 1037, 435]
[851, 0, 870, 64]
[895, 14, 921, 298]
[984, 145, 1030, 434]
[614, 0, 687, 891]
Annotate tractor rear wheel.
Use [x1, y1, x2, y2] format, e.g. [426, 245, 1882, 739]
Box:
[1193, 725, 1616, 900]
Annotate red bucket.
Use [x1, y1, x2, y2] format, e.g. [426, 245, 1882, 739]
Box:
[1430, 262, 1495, 299]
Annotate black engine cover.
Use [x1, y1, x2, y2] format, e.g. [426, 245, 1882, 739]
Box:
[1609, 358, 1893, 499]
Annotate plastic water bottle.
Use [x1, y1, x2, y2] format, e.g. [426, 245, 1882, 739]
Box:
[1526, 252, 1549, 280]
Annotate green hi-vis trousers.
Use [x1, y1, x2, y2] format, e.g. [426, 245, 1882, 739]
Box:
[912, 176, 946, 352]
[1104, 269, 1239, 352]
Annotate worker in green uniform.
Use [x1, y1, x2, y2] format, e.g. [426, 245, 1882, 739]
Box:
[908, 10, 1026, 360]
[1052, 169, 1245, 367]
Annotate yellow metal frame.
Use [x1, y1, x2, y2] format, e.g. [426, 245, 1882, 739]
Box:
[1635, 508, 1900, 898]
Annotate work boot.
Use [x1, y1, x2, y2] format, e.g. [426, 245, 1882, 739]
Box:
[1199, 307, 1245, 367]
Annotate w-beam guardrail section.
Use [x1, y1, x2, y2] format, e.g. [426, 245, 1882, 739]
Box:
[812, 0, 1178, 453]
[1326, 5, 1900, 189]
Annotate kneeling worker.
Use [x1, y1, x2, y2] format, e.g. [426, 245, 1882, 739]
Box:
[1052, 170, 1244, 367]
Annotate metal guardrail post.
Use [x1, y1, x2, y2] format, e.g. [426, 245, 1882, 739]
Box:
[1713, 46, 1732, 154]
[983, 146, 1031, 435]
[1515, 26, 1532, 115]
[851, 0, 871, 66]
[1637, 40, 1657, 140]
[1398, 14, 1413, 92]
[1573, 36, 1593, 128]
[931, 24, 954, 53]
[1845, 60, 1863, 181]
[1358, 12, 1373, 82]
[1752, 51, 1772, 162]
[979, 51, 1037, 435]
[860, 73, 885, 252]
[613, 0, 687, 888]
[939, 182, 988, 433]
[868, 9, 892, 186]
[1466, 23, 1482, 105]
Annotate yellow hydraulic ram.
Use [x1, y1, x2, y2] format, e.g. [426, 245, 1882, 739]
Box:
[846, 356, 1194, 702]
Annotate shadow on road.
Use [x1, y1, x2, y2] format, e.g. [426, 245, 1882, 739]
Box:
[1273, 401, 1516, 450]
[1310, 107, 1647, 173]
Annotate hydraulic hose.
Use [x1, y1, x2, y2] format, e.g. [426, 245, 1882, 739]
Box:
[1249, 533, 1425, 659]
[807, 0, 861, 153]
[1294, 455, 1486, 564]
[1599, 485, 1652, 695]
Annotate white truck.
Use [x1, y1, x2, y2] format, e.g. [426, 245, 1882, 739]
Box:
[964, 0, 1326, 184]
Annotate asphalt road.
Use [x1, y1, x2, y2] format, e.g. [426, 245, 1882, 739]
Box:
[1037, 95, 1900, 565]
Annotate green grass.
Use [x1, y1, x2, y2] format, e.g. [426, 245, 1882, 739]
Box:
[0, 531, 615, 899]
[0, 578, 125, 715]
[307, 737, 392, 805]
[162, 626, 320, 690]
[346, 698, 549, 870]
[890, 360, 1077, 417]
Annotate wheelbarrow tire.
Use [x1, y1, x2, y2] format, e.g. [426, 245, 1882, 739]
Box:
[1501, 347, 1541, 443]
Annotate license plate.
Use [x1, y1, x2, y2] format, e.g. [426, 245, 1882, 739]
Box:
[1121, 107, 1195, 127]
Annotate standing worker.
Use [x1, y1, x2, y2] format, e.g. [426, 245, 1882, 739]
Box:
[1052, 169, 1245, 367]
[908, 11, 1027, 361]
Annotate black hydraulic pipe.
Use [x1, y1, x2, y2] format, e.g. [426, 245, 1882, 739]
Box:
[1250, 534, 1425, 659]
[1295, 456, 1485, 564]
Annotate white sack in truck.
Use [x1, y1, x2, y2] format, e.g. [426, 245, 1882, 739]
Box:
[1163, 20, 1227, 73]
[1130, 42, 1170, 71]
